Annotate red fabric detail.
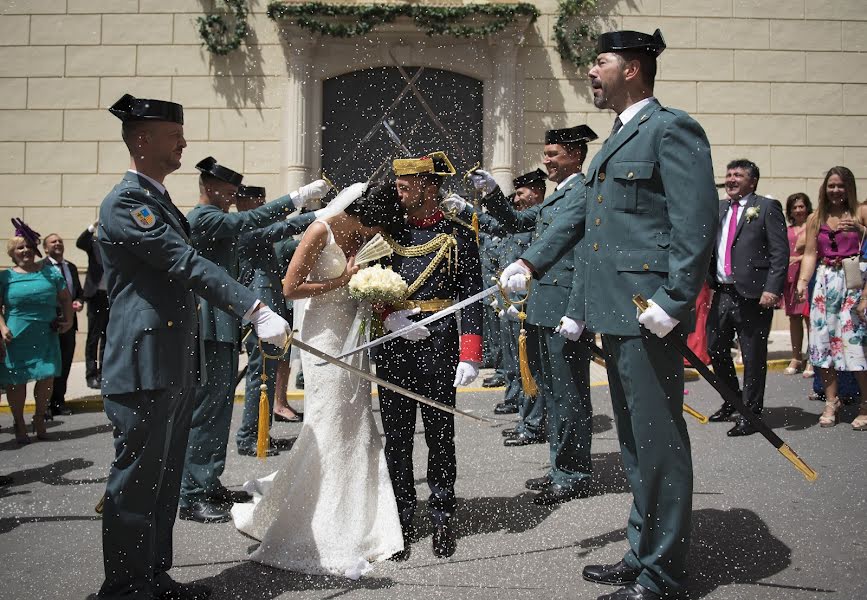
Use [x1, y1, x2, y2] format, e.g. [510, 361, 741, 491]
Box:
[459, 334, 483, 363]
[407, 210, 444, 229]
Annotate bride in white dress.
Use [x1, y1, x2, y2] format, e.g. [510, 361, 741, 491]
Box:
[232, 184, 406, 578]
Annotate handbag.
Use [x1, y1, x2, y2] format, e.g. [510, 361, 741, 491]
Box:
[842, 228, 866, 290]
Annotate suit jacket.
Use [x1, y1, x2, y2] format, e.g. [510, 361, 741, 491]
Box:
[48, 258, 83, 331]
[76, 227, 104, 299]
[708, 194, 788, 299]
[521, 99, 718, 336]
[482, 178, 585, 328]
[97, 171, 258, 395]
[187, 194, 311, 345]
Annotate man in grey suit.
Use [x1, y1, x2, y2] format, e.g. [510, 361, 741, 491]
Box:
[96, 94, 292, 600]
[499, 30, 718, 600]
[706, 159, 788, 436]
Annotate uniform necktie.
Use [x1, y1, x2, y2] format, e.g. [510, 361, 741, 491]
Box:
[724, 201, 740, 276]
[610, 117, 623, 137]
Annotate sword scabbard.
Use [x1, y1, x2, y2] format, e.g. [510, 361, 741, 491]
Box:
[682, 402, 709, 424]
[778, 444, 819, 482]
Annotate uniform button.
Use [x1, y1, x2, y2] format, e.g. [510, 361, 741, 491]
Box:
[553, 279, 558, 285]
[594, 218, 601, 226]
[598, 172, 606, 182]
[593, 242, 599, 251]
[642, 264, 650, 271]
[167, 320, 174, 327]
[597, 195, 603, 203]
[627, 172, 634, 179]
[228, 304, 233, 311]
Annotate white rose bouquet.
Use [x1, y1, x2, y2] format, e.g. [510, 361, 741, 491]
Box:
[348, 264, 407, 304]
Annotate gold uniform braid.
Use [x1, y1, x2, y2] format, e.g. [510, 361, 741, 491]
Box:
[383, 232, 458, 299]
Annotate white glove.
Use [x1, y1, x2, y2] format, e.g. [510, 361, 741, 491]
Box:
[249, 304, 291, 348]
[554, 316, 585, 341]
[440, 193, 468, 213]
[469, 169, 497, 195]
[499, 305, 520, 321]
[637, 300, 680, 338]
[292, 179, 332, 209]
[313, 181, 366, 220]
[383, 307, 430, 341]
[499, 260, 532, 293]
[453, 361, 480, 387]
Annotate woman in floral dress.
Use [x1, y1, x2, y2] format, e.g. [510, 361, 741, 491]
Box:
[797, 166, 867, 429]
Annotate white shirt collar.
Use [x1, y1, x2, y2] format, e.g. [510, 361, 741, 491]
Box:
[726, 192, 753, 207]
[128, 169, 167, 196]
[617, 97, 656, 128]
[556, 172, 581, 191]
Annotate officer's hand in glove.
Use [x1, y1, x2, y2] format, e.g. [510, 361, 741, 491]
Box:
[637, 300, 680, 338]
[554, 316, 585, 341]
[499, 260, 532, 293]
[453, 361, 480, 387]
[499, 305, 520, 321]
[383, 307, 430, 341]
[292, 179, 332, 208]
[469, 169, 497, 195]
[250, 304, 291, 348]
[441, 193, 468, 213]
[313, 182, 366, 220]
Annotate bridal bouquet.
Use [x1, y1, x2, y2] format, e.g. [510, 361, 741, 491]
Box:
[348, 264, 407, 304]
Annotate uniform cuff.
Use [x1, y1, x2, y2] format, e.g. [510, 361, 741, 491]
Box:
[459, 334, 483, 363]
[243, 300, 262, 321]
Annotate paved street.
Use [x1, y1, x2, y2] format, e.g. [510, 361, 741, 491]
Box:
[1, 370, 865, 600]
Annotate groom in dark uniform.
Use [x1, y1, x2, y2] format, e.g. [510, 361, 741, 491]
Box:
[377, 152, 483, 559]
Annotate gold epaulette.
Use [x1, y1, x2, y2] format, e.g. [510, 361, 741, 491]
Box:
[383, 233, 458, 298]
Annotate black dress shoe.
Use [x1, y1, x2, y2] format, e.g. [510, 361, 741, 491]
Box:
[269, 436, 295, 450]
[274, 411, 303, 423]
[582, 559, 641, 586]
[533, 482, 590, 506]
[708, 404, 736, 422]
[432, 524, 456, 558]
[504, 432, 544, 447]
[210, 486, 252, 504]
[178, 500, 231, 523]
[86, 376, 101, 389]
[238, 445, 279, 457]
[157, 582, 212, 600]
[501, 427, 518, 437]
[494, 402, 519, 415]
[389, 546, 411, 561]
[598, 582, 661, 600]
[727, 418, 758, 437]
[525, 475, 552, 491]
[483, 376, 506, 388]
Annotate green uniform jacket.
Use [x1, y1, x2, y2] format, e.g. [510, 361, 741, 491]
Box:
[482, 177, 586, 328]
[187, 194, 302, 344]
[522, 100, 718, 336]
[97, 172, 258, 395]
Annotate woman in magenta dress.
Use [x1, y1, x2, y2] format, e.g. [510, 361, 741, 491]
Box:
[782, 193, 812, 376]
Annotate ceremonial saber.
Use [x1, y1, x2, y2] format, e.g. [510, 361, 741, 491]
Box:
[290, 333, 489, 423]
[579, 332, 708, 425]
[633, 294, 817, 481]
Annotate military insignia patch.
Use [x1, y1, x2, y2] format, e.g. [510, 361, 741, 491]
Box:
[131, 206, 156, 229]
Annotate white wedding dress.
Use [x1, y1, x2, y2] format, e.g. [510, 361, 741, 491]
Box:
[232, 221, 404, 578]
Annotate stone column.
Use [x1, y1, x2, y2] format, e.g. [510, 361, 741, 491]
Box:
[487, 40, 519, 193]
[280, 36, 315, 193]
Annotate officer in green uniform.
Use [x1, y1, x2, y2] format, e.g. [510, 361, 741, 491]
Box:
[479, 223, 504, 376]
[234, 185, 316, 455]
[179, 158, 328, 523]
[97, 94, 292, 600]
[501, 30, 718, 600]
[465, 126, 597, 507]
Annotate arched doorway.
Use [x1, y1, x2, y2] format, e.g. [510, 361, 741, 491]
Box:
[321, 67, 483, 189]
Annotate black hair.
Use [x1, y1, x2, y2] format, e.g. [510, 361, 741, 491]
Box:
[344, 184, 406, 233]
[619, 50, 657, 88]
[726, 159, 760, 183]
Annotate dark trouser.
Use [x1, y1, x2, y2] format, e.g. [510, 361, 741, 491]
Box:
[180, 340, 238, 505]
[378, 327, 458, 528]
[603, 332, 691, 596]
[99, 388, 195, 599]
[500, 318, 524, 410]
[707, 285, 774, 415]
[50, 327, 76, 410]
[483, 302, 502, 369]
[538, 326, 593, 487]
[236, 331, 281, 451]
[85, 291, 109, 380]
[515, 323, 546, 439]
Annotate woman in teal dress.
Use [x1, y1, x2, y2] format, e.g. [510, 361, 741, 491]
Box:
[1, 224, 73, 444]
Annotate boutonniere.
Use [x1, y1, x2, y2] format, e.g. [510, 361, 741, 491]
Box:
[745, 206, 760, 223]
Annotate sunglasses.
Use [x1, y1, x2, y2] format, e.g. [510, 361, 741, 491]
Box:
[828, 229, 838, 252]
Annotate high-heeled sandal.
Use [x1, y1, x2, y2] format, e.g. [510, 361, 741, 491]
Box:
[819, 399, 841, 427]
[783, 359, 803, 375]
[852, 402, 867, 431]
[802, 364, 814, 378]
[13, 420, 30, 445]
[31, 418, 53, 441]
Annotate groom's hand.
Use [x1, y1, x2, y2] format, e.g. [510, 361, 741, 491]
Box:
[453, 361, 480, 387]
[383, 308, 430, 341]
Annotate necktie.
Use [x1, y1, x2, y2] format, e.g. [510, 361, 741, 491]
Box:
[724, 202, 740, 277]
[610, 117, 623, 137]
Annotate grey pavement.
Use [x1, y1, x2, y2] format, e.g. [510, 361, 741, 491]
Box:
[1, 370, 865, 600]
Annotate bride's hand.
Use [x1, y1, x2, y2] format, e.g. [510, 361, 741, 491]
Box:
[343, 256, 360, 281]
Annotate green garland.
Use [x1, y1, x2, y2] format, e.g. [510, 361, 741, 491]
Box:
[553, 0, 599, 68]
[198, 0, 249, 56]
[266, 2, 539, 39]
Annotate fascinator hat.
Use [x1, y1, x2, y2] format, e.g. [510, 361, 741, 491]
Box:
[11, 218, 42, 257]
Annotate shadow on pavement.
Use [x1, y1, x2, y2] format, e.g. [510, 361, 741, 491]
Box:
[0, 457, 106, 488]
[189, 561, 396, 597]
[0, 514, 101, 535]
[761, 406, 821, 431]
[592, 414, 614, 435]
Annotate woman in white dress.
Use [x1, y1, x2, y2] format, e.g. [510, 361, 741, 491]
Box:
[232, 184, 406, 578]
